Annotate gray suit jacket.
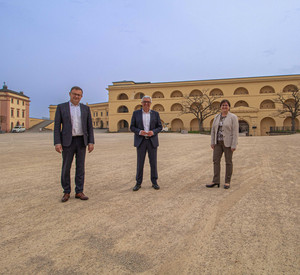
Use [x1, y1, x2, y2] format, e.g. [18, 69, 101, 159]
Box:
[211, 112, 239, 149]
[130, 109, 162, 148]
[54, 102, 94, 147]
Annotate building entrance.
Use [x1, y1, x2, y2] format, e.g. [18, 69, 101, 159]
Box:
[239, 120, 249, 136]
[118, 120, 129, 132]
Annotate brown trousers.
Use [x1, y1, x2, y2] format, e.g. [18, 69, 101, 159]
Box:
[212, 141, 233, 184]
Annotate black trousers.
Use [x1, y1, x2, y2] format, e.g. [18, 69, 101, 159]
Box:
[61, 136, 86, 194]
[136, 138, 158, 185]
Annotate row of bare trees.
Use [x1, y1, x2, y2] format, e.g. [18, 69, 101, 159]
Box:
[180, 86, 300, 132]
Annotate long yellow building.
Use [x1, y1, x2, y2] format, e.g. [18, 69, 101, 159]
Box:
[49, 75, 300, 136]
[107, 75, 300, 136]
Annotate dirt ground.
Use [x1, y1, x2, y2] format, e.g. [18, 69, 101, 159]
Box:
[0, 131, 299, 275]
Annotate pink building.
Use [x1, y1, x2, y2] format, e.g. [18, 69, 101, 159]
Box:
[0, 83, 30, 132]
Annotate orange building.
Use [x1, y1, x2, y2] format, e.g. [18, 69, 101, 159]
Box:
[0, 83, 30, 132]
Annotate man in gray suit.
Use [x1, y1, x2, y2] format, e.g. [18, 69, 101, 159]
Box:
[54, 86, 94, 202]
[130, 95, 162, 191]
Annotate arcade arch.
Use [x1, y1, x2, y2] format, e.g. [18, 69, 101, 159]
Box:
[283, 117, 299, 130]
[260, 117, 275, 136]
[190, 118, 199, 131]
[239, 120, 249, 135]
[117, 120, 129, 132]
[171, 118, 184, 132]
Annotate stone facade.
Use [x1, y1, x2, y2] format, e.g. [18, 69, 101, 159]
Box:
[107, 75, 300, 136]
[0, 83, 30, 132]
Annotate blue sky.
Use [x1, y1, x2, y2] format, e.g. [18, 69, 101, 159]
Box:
[1, 0, 300, 118]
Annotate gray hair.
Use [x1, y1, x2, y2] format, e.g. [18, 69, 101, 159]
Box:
[141, 95, 152, 103]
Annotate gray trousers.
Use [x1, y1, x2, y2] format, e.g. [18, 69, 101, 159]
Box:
[212, 141, 233, 184]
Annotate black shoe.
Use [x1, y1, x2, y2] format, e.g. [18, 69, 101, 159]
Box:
[206, 183, 220, 188]
[224, 184, 230, 189]
[133, 184, 141, 191]
[152, 184, 160, 190]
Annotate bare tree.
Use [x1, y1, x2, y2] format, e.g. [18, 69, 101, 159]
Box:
[274, 85, 300, 132]
[181, 89, 221, 132]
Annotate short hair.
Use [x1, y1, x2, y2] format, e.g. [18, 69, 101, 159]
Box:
[70, 86, 83, 94]
[141, 95, 152, 103]
[220, 99, 231, 107]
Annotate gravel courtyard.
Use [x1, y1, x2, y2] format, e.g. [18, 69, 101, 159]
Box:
[0, 131, 299, 274]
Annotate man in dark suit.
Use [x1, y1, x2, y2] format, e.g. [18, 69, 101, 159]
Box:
[130, 95, 162, 191]
[54, 86, 94, 202]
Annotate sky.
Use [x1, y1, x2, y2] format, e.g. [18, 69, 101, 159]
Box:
[1, 0, 300, 118]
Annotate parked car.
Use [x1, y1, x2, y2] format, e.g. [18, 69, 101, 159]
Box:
[12, 126, 26, 133]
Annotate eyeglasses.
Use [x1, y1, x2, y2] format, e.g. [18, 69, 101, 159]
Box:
[142, 101, 151, 104]
[71, 92, 82, 97]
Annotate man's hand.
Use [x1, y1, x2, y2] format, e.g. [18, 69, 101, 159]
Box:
[211, 145, 215, 149]
[231, 148, 236, 152]
[147, 131, 154, 137]
[88, 144, 94, 153]
[140, 130, 147, 136]
[55, 144, 63, 153]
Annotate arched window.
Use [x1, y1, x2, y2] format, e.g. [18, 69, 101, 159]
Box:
[152, 104, 165, 112]
[134, 92, 145, 99]
[283, 84, 298, 93]
[283, 99, 295, 108]
[152, 91, 164, 98]
[171, 103, 183, 111]
[189, 89, 203, 97]
[117, 105, 129, 113]
[211, 101, 220, 110]
[134, 104, 142, 111]
[171, 90, 183, 97]
[117, 93, 129, 100]
[210, 88, 223, 96]
[234, 100, 249, 107]
[234, 87, 249, 95]
[260, 100, 275, 109]
[260, 86, 275, 94]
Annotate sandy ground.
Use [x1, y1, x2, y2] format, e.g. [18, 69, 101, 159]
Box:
[0, 131, 299, 275]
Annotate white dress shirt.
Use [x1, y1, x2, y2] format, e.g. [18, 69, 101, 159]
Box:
[69, 101, 83, 136]
[142, 109, 151, 133]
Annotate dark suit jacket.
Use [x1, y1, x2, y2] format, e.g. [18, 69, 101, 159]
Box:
[130, 109, 162, 148]
[54, 102, 94, 147]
